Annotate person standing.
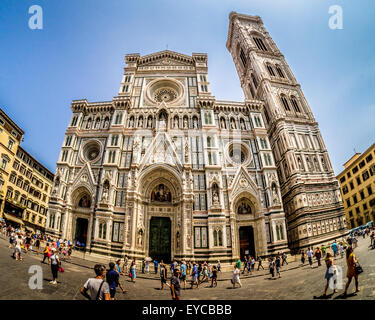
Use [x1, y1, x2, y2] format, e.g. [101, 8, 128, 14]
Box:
[14, 235, 23, 261]
[142, 259, 145, 274]
[307, 248, 314, 268]
[315, 247, 322, 267]
[217, 260, 221, 272]
[145, 259, 150, 273]
[232, 264, 242, 288]
[24, 234, 31, 253]
[331, 241, 338, 257]
[300, 250, 306, 265]
[210, 266, 218, 287]
[343, 246, 360, 296]
[80, 264, 111, 300]
[130, 260, 136, 283]
[170, 269, 181, 300]
[250, 256, 255, 273]
[35, 235, 41, 255]
[153, 259, 159, 274]
[106, 262, 126, 300]
[67, 245, 72, 261]
[115, 259, 122, 274]
[257, 256, 264, 270]
[339, 243, 344, 259]
[50, 248, 60, 285]
[180, 260, 187, 290]
[122, 255, 128, 275]
[275, 255, 281, 278]
[323, 252, 338, 296]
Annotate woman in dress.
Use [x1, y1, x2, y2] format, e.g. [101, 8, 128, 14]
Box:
[343, 246, 360, 296]
[232, 264, 242, 288]
[130, 261, 136, 283]
[323, 252, 337, 296]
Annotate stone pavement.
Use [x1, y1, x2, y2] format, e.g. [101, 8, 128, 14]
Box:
[0, 235, 374, 300]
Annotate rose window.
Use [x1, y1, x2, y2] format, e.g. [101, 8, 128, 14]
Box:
[154, 88, 178, 103]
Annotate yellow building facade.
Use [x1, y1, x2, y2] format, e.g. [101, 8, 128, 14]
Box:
[0, 108, 54, 233]
[0, 109, 24, 221]
[337, 143, 375, 229]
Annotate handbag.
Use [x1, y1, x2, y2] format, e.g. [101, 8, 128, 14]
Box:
[58, 267, 64, 273]
[355, 262, 363, 275]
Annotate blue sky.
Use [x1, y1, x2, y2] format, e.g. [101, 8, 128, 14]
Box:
[0, 0, 374, 174]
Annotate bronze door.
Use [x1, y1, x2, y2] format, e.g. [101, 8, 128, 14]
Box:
[149, 217, 171, 263]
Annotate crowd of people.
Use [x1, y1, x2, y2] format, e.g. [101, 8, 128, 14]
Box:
[1, 219, 373, 300]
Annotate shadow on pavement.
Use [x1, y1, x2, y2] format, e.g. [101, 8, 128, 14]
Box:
[333, 293, 357, 299]
[313, 293, 334, 299]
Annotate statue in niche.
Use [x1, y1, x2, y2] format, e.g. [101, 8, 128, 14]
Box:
[147, 117, 152, 128]
[104, 118, 109, 129]
[95, 118, 101, 129]
[238, 201, 252, 214]
[212, 184, 220, 205]
[272, 184, 280, 205]
[129, 117, 134, 128]
[321, 157, 327, 171]
[138, 117, 143, 127]
[230, 118, 236, 129]
[298, 157, 304, 171]
[137, 228, 143, 247]
[176, 230, 180, 248]
[174, 117, 179, 128]
[151, 184, 172, 202]
[86, 118, 92, 129]
[193, 117, 198, 129]
[183, 117, 188, 128]
[221, 118, 226, 129]
[101, 181, 110, 202]
[184, 138, 189, 162]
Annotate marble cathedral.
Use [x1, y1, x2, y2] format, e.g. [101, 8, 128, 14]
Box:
[46, 12, 347, 263]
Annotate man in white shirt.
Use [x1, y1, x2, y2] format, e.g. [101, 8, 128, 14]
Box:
[80, 264, 110, 300]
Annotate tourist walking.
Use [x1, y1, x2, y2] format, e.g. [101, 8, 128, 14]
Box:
[315, 247, 322, 267]
[35, 236, 41, 255]
[307, 248, 314, 268]
[210, 266, 218, 287]
[170, 269, 181, 300]
[50, 248, 60, 285]
[321, 244, 326, 257]
[80, 264, 111, 300]
[339, 243, 344, 259]
[343, 246, 360, 296]
[300, 250, 306, 265]
[250, 256, 255, 272]
[14, 235, 23, 261]
[42, 243, 51, 264]
[282, 252, 288, 266]
[257, 256, 264, 270]
[323, 252, 338, 296]
[122, 255, 128, 275]
[107, 262, 126, 300]
[217, 260, 221, 272]
[180, 260, 187, 290]
[232, 264, 242, 288]
[160, 261, 170, 290]
[190, 263, 199, 289]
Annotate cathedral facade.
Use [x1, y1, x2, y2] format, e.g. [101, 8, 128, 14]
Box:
[46, 12, 346, 263]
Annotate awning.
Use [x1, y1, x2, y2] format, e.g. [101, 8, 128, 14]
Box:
[3, 213, 24, 226]
[25, 226, 35, 233]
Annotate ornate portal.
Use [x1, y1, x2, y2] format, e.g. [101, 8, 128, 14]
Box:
[151, 184, 172, 202]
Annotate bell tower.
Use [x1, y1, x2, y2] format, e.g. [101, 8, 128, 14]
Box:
[226, 12, 347, 251]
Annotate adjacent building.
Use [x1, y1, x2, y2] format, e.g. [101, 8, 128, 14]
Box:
[337, 143, 375, 229]
[0, 108, 54, 233]
[46, 12, 346, 263]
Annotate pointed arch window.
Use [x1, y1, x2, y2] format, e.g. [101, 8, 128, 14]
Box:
[276, 225, 280, 240]
[240, 48, 247, 67]
[276, 65, 285, 78]
[253, 37, 268, 51]
[218, 229, 223, 246]
[266, 64, 275, 76]
[280, 95, 291, 111]
[214, 230, 218, 246]
[290, 96, 301, 113]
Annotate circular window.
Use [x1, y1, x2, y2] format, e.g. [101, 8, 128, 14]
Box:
[227, 143, 250, 165]
[81, 141, 101, 162]
[154, 88, 178, 103]
[146, 79, 184, 104]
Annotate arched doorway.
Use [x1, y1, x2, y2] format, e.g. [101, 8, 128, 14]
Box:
[75, 218, 88, 246]
[239, 226, 256, 259]
[149, 217, 171, 263]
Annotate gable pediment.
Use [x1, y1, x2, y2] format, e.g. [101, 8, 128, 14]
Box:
[138, 50, 194, 67]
